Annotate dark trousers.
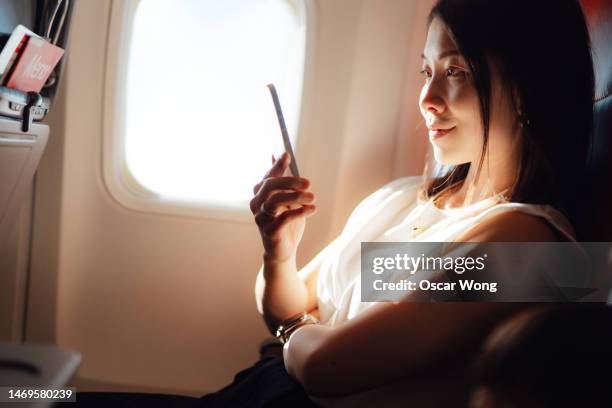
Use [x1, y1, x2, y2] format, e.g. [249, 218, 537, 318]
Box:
[53, 356, 319, 408]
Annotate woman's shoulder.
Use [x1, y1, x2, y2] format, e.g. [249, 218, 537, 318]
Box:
[455, 202, 576, 242]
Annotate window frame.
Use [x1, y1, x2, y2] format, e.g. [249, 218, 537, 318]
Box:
[102, 0, 315, 222]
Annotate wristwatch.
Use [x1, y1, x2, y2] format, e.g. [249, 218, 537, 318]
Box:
[275, 312, 320, 344]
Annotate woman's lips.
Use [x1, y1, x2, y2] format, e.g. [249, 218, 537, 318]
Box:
[429, 126, 456, 140]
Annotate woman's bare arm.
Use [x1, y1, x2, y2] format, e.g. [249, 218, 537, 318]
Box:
[255, 237, 338, 334]
[283, 211, 559, 397]
[285, 302, 525, 397]
[255, 256, 310, 335]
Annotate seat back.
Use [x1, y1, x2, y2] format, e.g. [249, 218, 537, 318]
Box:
[580, 0, 612, 241]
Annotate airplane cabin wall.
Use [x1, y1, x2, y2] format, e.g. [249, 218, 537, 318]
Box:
[21, 0, 432, 396]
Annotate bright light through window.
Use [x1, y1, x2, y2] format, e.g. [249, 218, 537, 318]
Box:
[125, 0, 306, 207]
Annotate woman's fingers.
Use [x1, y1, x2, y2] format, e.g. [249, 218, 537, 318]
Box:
[260, 191, 315, 216]
[262, 205, 317, 236]
[253, 152, 292, 195]
[267, 152, 288, 178]
[250, 176, 310, 215]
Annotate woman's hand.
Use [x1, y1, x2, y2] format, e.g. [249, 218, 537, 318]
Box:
[250, 152, 317, 263]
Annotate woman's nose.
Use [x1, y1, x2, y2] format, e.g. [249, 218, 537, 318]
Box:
[419, 81, 446, 115]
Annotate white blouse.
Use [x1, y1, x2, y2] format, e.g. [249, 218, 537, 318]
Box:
[315, 175, 576, 328]
[309, 175, 577, 407]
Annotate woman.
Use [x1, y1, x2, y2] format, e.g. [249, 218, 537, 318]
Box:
[60, 0, 594, 406]
[251, 0, 594, 405]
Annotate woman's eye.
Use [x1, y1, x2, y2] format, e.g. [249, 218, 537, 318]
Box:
[419, 69, 431, 78]
[446, 67, 464, 78]
[419, 68, 464, 80]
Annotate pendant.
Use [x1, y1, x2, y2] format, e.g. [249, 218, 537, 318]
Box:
[411, 226, 427, 240]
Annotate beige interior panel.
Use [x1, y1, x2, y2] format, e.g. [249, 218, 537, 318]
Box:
[26, 0, 432, 395]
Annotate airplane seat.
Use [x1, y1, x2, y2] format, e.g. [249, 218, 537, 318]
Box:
[474, 5, 612, 405]
[580, 0, 612, 242]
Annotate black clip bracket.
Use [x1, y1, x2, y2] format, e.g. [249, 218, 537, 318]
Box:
[22, 92, 43, 132]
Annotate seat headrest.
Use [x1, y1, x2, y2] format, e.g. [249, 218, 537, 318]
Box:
[582, 0, 612, 101]
[580, 0, 612, 241]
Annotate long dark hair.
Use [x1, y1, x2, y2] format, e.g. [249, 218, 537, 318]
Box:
[422, 0, 595, 238]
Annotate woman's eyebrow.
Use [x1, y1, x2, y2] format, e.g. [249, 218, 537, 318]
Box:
[421, 49, 461, 61]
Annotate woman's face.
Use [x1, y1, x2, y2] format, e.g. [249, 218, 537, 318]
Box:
[419, 17, 520, 167]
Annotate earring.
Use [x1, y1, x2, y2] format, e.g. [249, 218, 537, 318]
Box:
[516, 102, 530, 128]
[518, 112, 530, 127]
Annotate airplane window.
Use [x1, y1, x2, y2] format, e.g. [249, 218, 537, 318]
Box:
[123, 0, 306, 207]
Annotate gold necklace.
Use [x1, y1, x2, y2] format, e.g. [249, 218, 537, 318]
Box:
[410, 198, 435, 240]
[410, 192, 507, 240]
[410, 225, 428, 240]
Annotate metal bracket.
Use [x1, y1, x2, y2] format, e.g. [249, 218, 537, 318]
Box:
[22, 92, 43, 132]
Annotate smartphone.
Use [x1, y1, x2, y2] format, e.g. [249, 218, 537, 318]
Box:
[267, 83, 300, 177]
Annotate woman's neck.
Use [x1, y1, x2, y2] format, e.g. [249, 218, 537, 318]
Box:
[438, 153, 519, 210]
